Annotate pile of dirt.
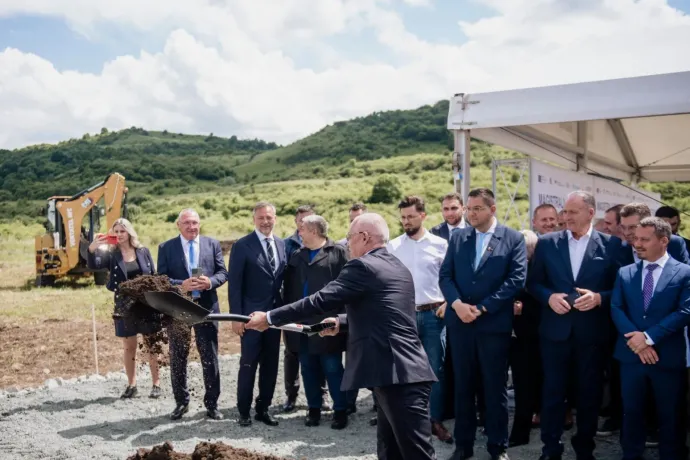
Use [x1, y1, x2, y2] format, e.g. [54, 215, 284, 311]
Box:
[126, 441, 288, 460]
[119, 275, 191, 303]
[118, 275, 191, 363]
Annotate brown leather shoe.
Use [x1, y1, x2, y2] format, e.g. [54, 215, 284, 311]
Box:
[431, 421, 453, 444]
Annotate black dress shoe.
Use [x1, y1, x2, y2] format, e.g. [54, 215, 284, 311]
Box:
[282, 399, 296, 413]
[170, 404, 189, 420]
[238, 414, 252, 427]
[255, 411, 279, 426]
[331, 410, 348, 430]
[305, 408, 321, 427]
[369, 415, 378, 426]
[206, 409, 224, 420]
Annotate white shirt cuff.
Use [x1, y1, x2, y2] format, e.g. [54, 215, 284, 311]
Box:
[644, 332, 654, 346]
[266, 311, 273, 326]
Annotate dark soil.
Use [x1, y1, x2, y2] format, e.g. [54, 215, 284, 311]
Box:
[126, 441, 288, 460]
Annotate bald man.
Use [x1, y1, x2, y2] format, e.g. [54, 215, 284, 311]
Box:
[247, 213, 438, 460]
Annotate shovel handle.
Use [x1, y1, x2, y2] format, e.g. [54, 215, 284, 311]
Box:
[204, 314, 336, 335]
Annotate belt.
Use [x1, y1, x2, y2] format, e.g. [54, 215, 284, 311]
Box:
[415, 301, 444, 312]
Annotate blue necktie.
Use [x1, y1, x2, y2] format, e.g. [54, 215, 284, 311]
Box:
[642, 263, 659, 311]
[474, 232, 487, 270]
[189, 240, 200, 298]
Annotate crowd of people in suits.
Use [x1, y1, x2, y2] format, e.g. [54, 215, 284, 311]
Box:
[89, 188, 690, 460]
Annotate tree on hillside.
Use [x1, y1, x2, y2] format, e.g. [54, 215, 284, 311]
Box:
[369, 174, 402, 204]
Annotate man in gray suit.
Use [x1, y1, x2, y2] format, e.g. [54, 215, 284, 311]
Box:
[247, 213, 438, 460]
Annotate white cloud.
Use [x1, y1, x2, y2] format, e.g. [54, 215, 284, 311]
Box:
[0, 0, 689, 148]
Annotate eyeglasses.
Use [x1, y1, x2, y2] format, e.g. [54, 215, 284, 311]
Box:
[466, 206, 488, 213]
[346, 231, 365, 241]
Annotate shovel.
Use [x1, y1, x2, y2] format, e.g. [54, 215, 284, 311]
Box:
[144, 291, 335, 336]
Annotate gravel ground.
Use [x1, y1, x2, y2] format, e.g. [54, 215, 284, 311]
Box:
[0, 350, 651, 460]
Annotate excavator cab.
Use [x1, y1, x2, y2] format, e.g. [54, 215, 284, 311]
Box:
[35, 173, 128, 287]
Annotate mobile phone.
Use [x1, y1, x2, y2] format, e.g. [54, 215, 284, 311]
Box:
[192, 267, 202, 277]
[566, 292, 580, 308]
[106, 235, 118, 245]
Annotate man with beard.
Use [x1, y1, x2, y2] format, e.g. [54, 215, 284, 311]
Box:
[440, 188, 527, 460]
[656, 205, 690, 254]
[387, 195, 453, 444]
[431, 192, 466, 240]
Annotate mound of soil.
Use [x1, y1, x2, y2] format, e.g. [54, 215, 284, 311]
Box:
[119, 275, 191, 303]
[127, 441, 288, 460]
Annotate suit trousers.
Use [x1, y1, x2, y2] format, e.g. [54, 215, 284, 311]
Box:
[168, 321, 220, 410]
[450, 329, 511, 456]
[540, 337, 606, 458]
[374, 382, 436, 460]
[620, 362, 685, 460]
[509, 335, 542, 442]
[237, 328, 281, 415]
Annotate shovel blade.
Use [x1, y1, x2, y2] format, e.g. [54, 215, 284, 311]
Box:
[144, 291, 210, 326]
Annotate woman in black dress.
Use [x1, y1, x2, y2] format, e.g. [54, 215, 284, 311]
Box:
[88, 218, 162, 399]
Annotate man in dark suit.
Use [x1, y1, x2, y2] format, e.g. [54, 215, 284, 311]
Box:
[281, 204, 328, 414]
[529, 191, 623, 460]
[439, 188, 527, 460]
[157, 208, 228, 420]
[598, 202, 689, 437]
[228, 201, 287, 427]
[611, 217, 690, 460]
[430, 191, 467, 424]
[246, 212, 438, 460]
[656, 205, 690, 255]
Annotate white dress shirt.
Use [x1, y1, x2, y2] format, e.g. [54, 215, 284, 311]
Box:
[180, 234, 200, 270]
[386, 229, 448, 305]
[255, 229, 278, 272]
[641, 252, 670, 345]
[567, 225, 593, 280]
[446, 218, 466, 235]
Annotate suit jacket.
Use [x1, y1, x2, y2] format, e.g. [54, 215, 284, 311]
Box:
[269, 247, 437, 391]
[88, 246, 156, 317]
[430, 221, 466, 241]
[439, 223, 527, 334]
[616, 235, 690, 266]
[284, 230, 302, 260]
[283, 240, 348, 354]
[528, 229, 622, 344]
[228, 231, 286, 316]
[157, 236, 228, 313]
[683, 236, 690, 256]
[513, 283, 541, 340]
[611, 257, 690, 369]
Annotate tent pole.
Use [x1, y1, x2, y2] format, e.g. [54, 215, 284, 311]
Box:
[453, 129, 472, 203]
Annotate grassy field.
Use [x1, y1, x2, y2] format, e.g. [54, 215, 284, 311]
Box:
[1, 150, 531, 389]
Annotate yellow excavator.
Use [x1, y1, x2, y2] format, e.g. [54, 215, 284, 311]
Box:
[34, 173, 128, 287]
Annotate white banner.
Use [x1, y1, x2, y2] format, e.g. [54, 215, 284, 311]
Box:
[530, 159, 661, 218]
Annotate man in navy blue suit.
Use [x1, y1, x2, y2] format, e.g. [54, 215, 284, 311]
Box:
[529, 191, 623, 460]
[157, 208, 228, 420]
[598, 202, 689, 437]
[439, 188, 527, 460]
[228, 201, 287, 427]
[611, 217, 690, 460]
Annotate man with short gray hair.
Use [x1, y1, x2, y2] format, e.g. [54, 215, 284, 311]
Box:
[157, 208, 228, 421]
[529, 190, 623, 460]
[228, 201, 287, 427]
[281, 214, 351, 429]
[246, 212, 438, 460]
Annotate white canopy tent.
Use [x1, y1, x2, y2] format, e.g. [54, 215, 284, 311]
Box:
[446, 71, 690, 202]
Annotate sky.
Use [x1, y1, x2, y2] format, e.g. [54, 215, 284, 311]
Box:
[0, 0, 689, 149]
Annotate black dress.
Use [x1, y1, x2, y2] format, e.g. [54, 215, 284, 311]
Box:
[113, 259, 162, 338]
